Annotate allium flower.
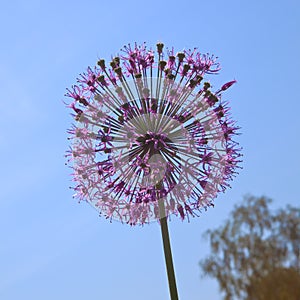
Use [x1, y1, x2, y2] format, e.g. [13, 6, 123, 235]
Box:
[65, 42, 241, 226]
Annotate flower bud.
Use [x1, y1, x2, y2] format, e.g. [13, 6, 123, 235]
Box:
[176, 52, 185, 62]
[156, 42, 164, 54]
[97, 59, 106, 70]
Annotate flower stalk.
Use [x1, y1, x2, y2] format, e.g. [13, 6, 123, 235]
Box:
[159, 199, 179, 300]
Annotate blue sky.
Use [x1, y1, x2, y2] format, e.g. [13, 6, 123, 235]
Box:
[0, 0, 300, 299]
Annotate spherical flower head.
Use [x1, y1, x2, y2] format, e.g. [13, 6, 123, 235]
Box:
[65, 42, 242, 225]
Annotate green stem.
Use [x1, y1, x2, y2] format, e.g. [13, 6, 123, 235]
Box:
[159, 200, 179, 300]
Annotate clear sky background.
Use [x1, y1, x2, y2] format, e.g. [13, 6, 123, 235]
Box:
[0, 0, 299, 299]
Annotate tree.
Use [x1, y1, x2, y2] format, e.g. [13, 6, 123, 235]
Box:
[246, 266, 300, 300]
[199, 195, 300, 300]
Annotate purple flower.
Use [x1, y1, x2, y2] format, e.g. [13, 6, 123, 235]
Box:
[65, 42, 242, 225]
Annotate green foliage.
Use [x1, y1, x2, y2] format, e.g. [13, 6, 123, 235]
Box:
[199, 195, 300, 300]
